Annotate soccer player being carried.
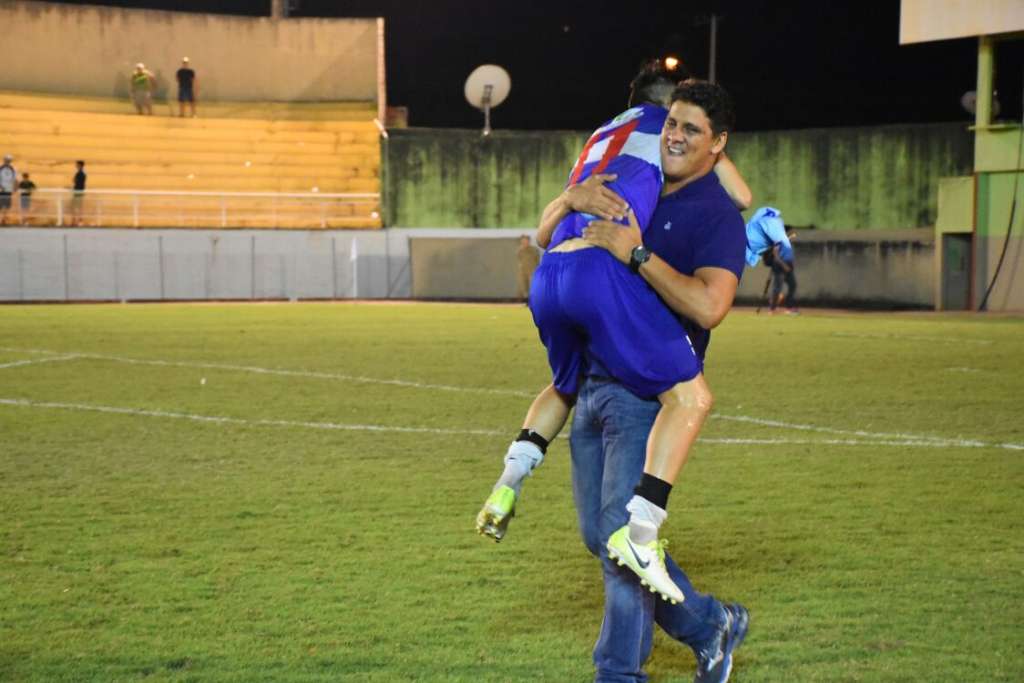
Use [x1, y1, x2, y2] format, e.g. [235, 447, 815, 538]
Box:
[476, 62, 751, 605]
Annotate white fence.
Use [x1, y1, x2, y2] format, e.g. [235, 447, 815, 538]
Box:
[9, 189, 380, 229]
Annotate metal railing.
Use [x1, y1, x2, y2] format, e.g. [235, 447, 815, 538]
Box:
[5, 188, 381, 228]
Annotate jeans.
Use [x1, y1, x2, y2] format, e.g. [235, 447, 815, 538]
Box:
[770, 261, 797, 309]
[570, 375, 725, 683]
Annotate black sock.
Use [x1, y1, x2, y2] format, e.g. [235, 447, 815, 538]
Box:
[516, 429, 549, 454]
[634, 473, 672, 510]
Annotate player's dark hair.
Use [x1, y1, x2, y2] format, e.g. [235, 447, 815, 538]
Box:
[628, 59, 684, 108]
[671, 80, 736, 136]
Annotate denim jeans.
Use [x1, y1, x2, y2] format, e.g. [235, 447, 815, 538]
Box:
[570, 375, 725, 683]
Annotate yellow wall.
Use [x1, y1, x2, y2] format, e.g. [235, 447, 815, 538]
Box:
[0, 1, 379, 102]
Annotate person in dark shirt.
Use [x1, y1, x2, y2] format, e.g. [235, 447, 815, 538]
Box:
[176, 57, 198, 118]
[18, 173, 36, 222]
[71, 160, 87, 226]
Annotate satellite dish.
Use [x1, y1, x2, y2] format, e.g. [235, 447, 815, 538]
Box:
[960, 90, 1001, 118]
[464, 64, 511, 136]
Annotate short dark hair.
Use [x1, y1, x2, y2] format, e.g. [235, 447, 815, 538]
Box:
[671, 80, 736, 136]
[76, 160, 85, 166]
[628, 59, 686, 108]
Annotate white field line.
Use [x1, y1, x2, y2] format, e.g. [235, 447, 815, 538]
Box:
[0, 347, 534, 398]
[0, 354, 81, 370]
[0, 398, 507, 437]
[830, 332, 994, 346]
[1, 397, 1017, 450]
[711, 414, 1023, 451]
[2, 347, 1021, 451]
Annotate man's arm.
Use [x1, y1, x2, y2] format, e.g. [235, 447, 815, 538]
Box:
[582, 218, 738, 330]
[714, 152, 753, 211]
[536, 173, 628, 248]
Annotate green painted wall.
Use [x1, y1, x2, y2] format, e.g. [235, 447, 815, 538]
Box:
[383, 128, 586, 228]
[384, 123, 973, 230]
[729, 123, 973, 229]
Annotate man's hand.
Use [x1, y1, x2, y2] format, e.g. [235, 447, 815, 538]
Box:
[565, 173, 629, 220]
[582, 211, 642, 265]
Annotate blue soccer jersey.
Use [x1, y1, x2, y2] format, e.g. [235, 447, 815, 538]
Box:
[548, 103, 666, 249]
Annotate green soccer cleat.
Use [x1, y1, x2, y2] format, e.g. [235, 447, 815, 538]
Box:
[606, 525, 684, 604]
[476, 485, 516, 542]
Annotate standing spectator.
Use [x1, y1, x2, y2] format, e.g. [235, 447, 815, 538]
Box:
[18, 172, 36, 224]
[130, 63, 155, 115]
[769, 233, 798, 314]
[515, 234, 540, 303]
[176, 57, 198, 118]
[745, 206, 798, 314]
[0, 154, 16, 225]
[71, 160, 87, 227]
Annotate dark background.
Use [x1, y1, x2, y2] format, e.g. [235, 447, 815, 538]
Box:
[47, 0, 1024, 131]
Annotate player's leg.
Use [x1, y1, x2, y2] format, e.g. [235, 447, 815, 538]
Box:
[785, 267, 798, 313]
[476, 383, 574, 540]
[477, 253, 581, 541]
[568, 251, 704, 602]
[606, 376, 711, 604]
[770, 268, 783, 312]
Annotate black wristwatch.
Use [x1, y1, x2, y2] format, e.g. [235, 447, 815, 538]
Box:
[629, 245, 651, 274]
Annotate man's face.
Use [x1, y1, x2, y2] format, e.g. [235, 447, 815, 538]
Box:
[660, 100, 726, 183]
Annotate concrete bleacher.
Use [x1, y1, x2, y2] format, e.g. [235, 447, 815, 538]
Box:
[0, 91, 382, 229]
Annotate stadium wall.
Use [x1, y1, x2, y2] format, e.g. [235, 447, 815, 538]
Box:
[0, 1, 379, 102]
[0, 228, 934, 308]
[382, 123, 973, 230]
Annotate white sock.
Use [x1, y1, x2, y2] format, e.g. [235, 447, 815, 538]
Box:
[626, 495, 667, 544]
[495, 440, 544, 496]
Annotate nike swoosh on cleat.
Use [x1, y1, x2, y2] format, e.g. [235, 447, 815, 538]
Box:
[625, 538, 650, 569]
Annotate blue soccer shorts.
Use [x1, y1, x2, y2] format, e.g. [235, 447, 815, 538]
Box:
[528, 247, 702, 399]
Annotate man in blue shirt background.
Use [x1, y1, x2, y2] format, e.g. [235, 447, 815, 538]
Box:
[746, 206, 798, 314]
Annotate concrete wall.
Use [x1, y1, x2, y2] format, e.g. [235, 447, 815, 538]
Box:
[383, 123, 973, 231]
[0, 227, 934, 308]
[735, 229, 935, 309]
[0, 1, 379, 102]
[0, 228, 528, 302]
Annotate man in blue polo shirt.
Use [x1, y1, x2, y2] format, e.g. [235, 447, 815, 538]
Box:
[554, 81, 749, 683]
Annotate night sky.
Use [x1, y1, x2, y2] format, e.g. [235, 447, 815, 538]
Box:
[48, 0, 1024, 132]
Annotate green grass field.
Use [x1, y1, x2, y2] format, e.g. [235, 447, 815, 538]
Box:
[1, 302, 1022, 682]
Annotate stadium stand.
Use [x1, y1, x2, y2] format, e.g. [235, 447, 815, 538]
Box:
[0, 91, 382, 229]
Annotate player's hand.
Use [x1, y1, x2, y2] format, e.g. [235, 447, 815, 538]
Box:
[582, 211, 642, 265]
[564, 174, 628, 220]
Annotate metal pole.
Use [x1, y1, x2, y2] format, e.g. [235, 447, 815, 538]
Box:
[709, 14, 718, 84]
[62, 233, 70, 300]
[331, 236, 338, 299]
[976, 36, 994, 129]
[482, 84, 493, 136]
[17, 248, 24, 301]
[158, 235, 165, 300]
[251, 234, 256, 300]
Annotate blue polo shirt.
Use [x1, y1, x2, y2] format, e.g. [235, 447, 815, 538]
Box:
[586, 170, 745, 381]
